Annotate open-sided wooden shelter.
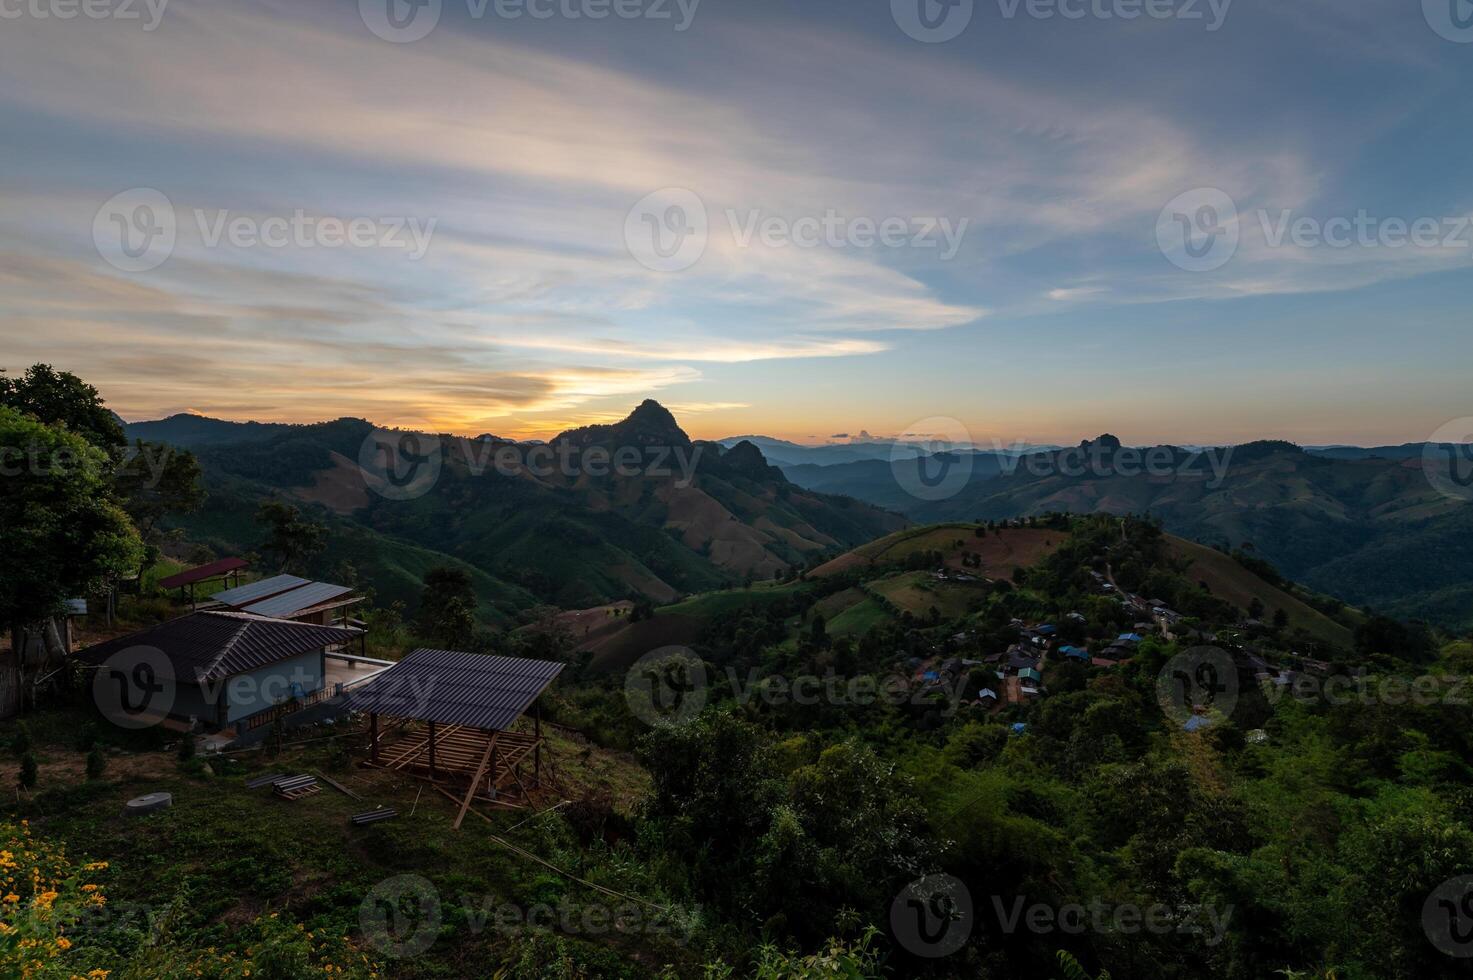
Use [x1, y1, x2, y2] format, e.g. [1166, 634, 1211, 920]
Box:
[346, 648, 564, 822]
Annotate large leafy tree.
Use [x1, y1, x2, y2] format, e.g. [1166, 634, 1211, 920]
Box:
[1, 407, 144, 700]
[1, 363, 205, 548]
[114, 439, 206, 541]
[0, 364, 125, 452]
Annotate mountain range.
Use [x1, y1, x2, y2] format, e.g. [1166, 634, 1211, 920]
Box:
[764, 435, 1473, 630]
[128, 402, 905, 622]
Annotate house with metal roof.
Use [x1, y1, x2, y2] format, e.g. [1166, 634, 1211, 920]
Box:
[212, 574, 365, 639]
[74, 611, 363, 734]
[1059, 645, 1089, 661]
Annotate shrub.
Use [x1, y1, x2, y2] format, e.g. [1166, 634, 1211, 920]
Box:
[11, 722, 32, 757]
[18, 752, 37, 790]
[85, 746, 107, 780]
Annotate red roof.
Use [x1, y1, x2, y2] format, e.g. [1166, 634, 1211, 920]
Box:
[158, 558, 249, 590]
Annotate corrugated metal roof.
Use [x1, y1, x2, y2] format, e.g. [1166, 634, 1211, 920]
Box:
[74, 611, 358, 683]
[158, 558, 249, 590]
[213, 574, 309, 607]
[346, 648, 563, 731]
[241, 581, 354, 619]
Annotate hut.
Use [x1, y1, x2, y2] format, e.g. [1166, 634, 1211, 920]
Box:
[347, 648, 564, 820]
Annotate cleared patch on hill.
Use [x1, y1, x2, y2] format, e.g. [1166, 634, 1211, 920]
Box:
[826, 596, 895, 637]
[868, 570, 987, 620]
[811, 524, 1066, 580]
[1165, 535, 1353, 648]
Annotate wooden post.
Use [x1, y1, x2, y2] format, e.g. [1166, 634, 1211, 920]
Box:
[428, 720, 436, 777]
[370, 713, 379, 764]
[455, 738, 496, 831]
[534, 705, 542, 786]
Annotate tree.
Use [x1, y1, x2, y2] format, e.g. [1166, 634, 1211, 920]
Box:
[114, 439, 206, 541]
[255, 500, 326, 574]
[1, 407, 144, 705]
[0, 363, 125, 451]
[417, 566, 478, 646]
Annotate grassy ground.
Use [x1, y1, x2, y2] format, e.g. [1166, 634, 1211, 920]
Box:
[1164, 535, 1354, 647]
[825, 597, 894, 638]
[0, 705, 695, 979]
[866, 571, 986, 620]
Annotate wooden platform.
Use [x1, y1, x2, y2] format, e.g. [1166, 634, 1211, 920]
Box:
[362, 723, 546, 811]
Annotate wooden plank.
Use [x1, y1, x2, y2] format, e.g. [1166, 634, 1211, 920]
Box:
[454, 736, 497, 831]
[314, 771, 362, 801]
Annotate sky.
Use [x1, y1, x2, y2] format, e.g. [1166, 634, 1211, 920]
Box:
[1, 0, 1470, 446]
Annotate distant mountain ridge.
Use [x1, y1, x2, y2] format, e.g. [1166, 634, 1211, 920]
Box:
[135, 403, 906, 620]
[770, 435, 1473, 630]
